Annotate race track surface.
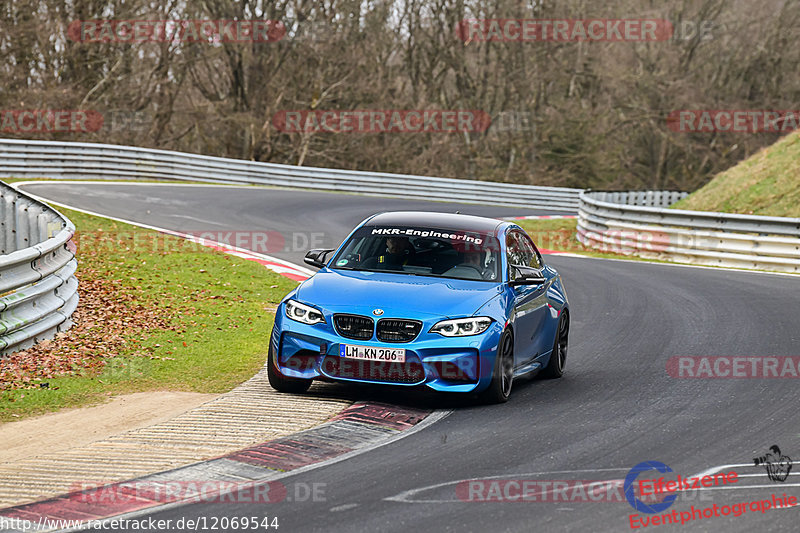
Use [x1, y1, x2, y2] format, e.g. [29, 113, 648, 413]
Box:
[19, 182, 559, 265]
[20, 182, 800, 532]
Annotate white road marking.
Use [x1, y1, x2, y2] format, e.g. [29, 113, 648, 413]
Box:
[164, 213, 228, 226]
[384, 468, 631, 504]
[329, 503, 359, 512]
[386, 461, 800, 505]
[681, 482, 800, 492]
[12, 180, 260, 189]
[11, 183, 315, 280]
[689, 463, 756, 479]
[731, 472, 800, 478]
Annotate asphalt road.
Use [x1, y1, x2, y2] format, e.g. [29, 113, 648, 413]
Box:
[18, 182, 560, 265]
[20, 182, 800, 532]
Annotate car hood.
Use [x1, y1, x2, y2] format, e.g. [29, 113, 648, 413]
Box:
[295, 268, 503, 318]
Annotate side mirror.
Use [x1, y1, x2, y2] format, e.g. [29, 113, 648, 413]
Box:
[509, 265, 546, 287]
[304, 248, 335, 269]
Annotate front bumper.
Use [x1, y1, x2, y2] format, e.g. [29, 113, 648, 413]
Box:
[270, 304, 503, 393]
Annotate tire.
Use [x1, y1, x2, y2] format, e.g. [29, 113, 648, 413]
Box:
[541, 312, 568, 379]
[480, 328, 514, 404]
[267, 342, 312, 393]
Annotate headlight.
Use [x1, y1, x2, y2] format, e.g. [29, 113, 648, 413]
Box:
[430, 317, 492, 337]
[285, 300, 326, 325]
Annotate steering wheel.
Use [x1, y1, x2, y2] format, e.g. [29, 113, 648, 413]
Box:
[457, 264, 486, 279]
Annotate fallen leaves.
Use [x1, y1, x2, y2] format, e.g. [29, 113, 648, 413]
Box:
[0, 265, 176, 391]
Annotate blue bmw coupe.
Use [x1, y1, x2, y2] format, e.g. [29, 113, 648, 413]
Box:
[268, 212, 570, 403]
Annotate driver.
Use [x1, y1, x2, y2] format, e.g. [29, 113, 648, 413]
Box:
[362, 236, 415, 270]
[461, 250, 493, 279]
[380, 237, 414, 268]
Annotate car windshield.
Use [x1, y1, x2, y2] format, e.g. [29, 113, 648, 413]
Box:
[330, 225, 501, 281]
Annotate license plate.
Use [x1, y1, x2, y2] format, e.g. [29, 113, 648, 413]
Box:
[340, 344, 406, 363]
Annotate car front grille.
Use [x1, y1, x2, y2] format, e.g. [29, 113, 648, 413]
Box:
[321, 356, 425, 384]
[333, 314, 374, 340]
[376, 319, 423, 343]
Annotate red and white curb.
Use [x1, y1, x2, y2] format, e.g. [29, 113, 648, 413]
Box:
[0, 404, 446, 533]
[153, 228, 312, 282]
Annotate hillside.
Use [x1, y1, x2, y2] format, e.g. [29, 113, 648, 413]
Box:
[672, 131, 800, 217]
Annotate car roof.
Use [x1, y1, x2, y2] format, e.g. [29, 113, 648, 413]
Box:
[365, 211, 505, 233]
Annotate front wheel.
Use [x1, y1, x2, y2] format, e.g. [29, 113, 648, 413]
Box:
[267, 343, 312, 393]
[480, 329, 514, 404]
[541, 312, 568, 379]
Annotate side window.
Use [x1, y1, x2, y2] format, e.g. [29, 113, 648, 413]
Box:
[518, 232, 543, 269]
[506, 232, 524, 267]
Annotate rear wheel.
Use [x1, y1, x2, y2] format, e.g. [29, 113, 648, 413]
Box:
[541, 312, 568, 379]
[267, 343, 312, 393]
[480, 329, 514, 404]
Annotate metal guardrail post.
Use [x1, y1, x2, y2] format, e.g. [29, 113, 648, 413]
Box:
[577, 190, 800, 273]
[0, 180, 78, 356]
[0, 139, 583, 211]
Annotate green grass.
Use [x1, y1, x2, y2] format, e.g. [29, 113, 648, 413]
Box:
[0, 208, 297, 422]
[517, 218, 656, 261]
[672, 131, 800, 217]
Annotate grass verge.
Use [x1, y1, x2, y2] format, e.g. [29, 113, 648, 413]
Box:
[0, 208, 297, 422]
[671, 131, 800, 217]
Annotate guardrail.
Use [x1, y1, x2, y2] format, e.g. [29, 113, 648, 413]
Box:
[577, 191, 800, 273]
[0, 139, 581, 211]
[0, 181, 78, 356]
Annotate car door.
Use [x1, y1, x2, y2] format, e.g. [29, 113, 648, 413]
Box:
[519, 231, 560, 362]
[507, 229, 552, 367]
